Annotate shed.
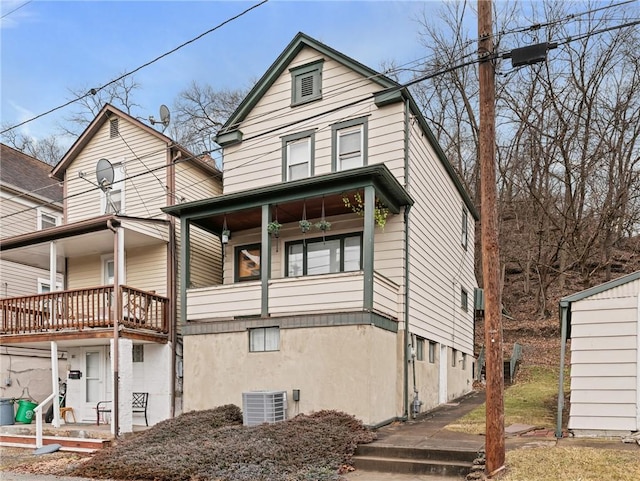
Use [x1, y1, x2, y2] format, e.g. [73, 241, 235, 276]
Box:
[556, 271, 640, 438]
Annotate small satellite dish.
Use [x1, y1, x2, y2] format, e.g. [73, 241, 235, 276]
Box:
[149, 104, 171, 132]
[96, 158, 114, 192]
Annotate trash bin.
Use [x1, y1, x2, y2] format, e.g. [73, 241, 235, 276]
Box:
[15, 399, 37, 424]
[0, 398, 14, 425]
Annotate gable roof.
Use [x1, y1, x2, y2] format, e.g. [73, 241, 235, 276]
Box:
[51, 103, 220, 181]
[560, 270, 640, 306]
[216, 32, 478, 220]
[0, 143, 63, 205]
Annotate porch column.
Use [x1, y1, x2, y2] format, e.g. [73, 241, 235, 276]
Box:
[180, 218, 191, 325]
[111, 338, 133, 434]
[50, 341, 60, 428]
[261, 204, 271, 317]
[48, 242, 57, 291]
[363, 185, 375, 311]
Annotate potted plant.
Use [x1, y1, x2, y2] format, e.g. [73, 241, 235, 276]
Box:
[315, 220, 331, 232]
[299, 219, 312, 233]
[342, 192, 389, 230]
[267, 220, 282, 238]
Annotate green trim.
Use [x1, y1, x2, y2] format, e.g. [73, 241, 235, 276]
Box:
[374, 89, 404, 108]
[234, 243, 261, 282]
[331, 116, 368, 172]
[216, 130, 243, 147]
[281, 129, 316, 181]
[290, 59, 324, 106]
[180, 218, 190, 326]
[462, 207, 469, 250]
[163, 164, 413, 223]
[363, 185, 375, 310]
[284, 233, 362, 276]
[182, 311, 399, 335]
[219, 32, 398, 134]
[261, 205, 271, 317]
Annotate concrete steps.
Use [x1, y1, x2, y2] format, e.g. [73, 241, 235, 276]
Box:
[0, 433, 111, 452]
[353, 444, 476, 478]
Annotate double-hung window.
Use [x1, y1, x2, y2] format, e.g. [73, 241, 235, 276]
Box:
[286, 234, 362, 277]
[37, 208, 61, 230]
[102, 163, 125, 214]
[282, 131, 315, 181]
[332, 117, 368, 171]
[235, 244, 261, 282]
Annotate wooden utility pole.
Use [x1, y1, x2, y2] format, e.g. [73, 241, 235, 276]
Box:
[478, 0, 505, 475]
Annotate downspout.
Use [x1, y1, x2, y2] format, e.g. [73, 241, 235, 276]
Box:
[555, 301, 569, 438]
[107, 218, 120, 437]
[168, 148, 178, 418]
[403, 97, 411, 419]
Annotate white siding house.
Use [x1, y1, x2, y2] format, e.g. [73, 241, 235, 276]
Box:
[165, 33, 479, 426]
[557, 271, 640, 437]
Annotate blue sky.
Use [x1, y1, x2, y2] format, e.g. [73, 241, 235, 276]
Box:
[1, 0, 444, 145]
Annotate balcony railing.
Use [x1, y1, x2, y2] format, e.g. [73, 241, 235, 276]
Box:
[187, 271, 400, 321]
[0, 285, 169, 335]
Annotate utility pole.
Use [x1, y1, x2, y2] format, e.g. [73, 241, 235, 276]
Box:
[478, 0, 505, 476]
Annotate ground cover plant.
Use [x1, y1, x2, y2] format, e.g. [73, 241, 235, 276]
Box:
[71, 404, 375, 481]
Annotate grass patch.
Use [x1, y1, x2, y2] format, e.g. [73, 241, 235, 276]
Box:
[447, 366, 563, 434]
[501, 446, 640, 481]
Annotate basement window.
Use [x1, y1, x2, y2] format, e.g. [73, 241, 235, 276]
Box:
[249, 327, 280, 352]
[133, 345, 144, 363]
[415, 337, 425, 361]
[429, 341, 436, 363]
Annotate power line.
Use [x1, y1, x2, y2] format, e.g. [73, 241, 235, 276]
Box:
[1, 0, 32, 19]
[0, 0, 269, 135]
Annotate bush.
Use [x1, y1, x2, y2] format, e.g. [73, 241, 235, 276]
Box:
[72, 406, 375, 481]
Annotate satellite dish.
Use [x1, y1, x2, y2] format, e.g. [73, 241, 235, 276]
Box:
[96, 158, 114, 192]
[149, 104, 171, 132]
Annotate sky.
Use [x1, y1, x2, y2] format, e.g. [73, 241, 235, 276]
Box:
[0, 0, 447, 148]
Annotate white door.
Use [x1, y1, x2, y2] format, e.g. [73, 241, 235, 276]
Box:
[82, 347, 109, 421]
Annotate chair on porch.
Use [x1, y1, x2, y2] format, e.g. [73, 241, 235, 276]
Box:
[96, 392, 149, 426]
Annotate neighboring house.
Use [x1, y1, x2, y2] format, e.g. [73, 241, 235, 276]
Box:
[164, 33, 479, 426]
[557, 271, 640, 438]
[0, 144, 64, 403]
[0, 105, 222, 433]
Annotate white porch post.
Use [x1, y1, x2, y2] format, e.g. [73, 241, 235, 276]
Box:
[49, 241, 58, 323]
[50, 341, 60, 428]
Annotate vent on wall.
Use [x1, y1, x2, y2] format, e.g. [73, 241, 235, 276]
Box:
[242, 391, 287, 426]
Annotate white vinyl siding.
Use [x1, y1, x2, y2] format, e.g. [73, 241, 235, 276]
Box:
[568, 287, 639, 434]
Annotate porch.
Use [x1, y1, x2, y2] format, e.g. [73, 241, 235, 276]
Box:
[0, 285, 169, 339]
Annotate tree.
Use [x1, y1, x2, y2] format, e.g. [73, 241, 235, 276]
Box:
[1, 126, 64, 166]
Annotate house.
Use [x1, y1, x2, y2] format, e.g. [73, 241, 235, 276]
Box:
[0, 105, 222, 433]
[556, 271, 640, 438]
[0, 144, 64, 403]
[163, 32, 479, 426]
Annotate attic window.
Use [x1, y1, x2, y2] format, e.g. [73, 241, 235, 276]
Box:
[290, 60, 323, 106]
[110, 118, 119, 138]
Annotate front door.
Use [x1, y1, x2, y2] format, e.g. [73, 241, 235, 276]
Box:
[82, 347, 109, 421]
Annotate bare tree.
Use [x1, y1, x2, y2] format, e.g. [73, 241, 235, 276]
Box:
[1, 126, 65, 166]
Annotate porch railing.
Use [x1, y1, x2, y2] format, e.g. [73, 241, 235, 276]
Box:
[0, 285, 169, 335]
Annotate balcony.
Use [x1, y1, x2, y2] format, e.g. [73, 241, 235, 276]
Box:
[0, 285, 169, 337]
[187, 271, 400, 321]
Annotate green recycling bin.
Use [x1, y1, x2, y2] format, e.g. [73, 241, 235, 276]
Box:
[15, 399, 37, 424]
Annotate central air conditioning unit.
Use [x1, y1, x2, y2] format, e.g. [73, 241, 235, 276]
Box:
[242, 390, 287, 426]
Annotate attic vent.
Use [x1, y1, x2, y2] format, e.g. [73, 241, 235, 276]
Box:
[300, 75, 314, 98]
[242, 391, 287, 426]
[110, 118, 119, 138]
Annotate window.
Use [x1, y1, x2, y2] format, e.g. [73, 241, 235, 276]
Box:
[462, 353, 467, 370]
[461, 288, 468, 312]
[103, 257, 115, 285]
[235, 244, 261, 282]
[461, 208, 468, 250]
[415, 337, 425, 361]
[37, 209, 60, 230]
[110, 118, 119, 138]
[133, 345, 144, 363]
[102, 163, 124, 214]
[332, 117, 368, 171]
[290, 60, 323, 106]
[282, 131, 315, 181]
[451, 348, 457, 367]
[428, 341, 436, 363]
[286, 234, 362, 277]
[249, 327, 280, 352]
[38, 278, 62, 293]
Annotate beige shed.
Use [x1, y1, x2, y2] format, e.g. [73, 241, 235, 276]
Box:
[557, 271, 640, 437]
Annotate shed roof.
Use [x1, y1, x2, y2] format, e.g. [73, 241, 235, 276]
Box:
[560, 270, 640, 306]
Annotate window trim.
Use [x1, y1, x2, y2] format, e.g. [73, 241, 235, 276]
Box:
[37, 278, 62, 293]
[36, 208, 61, 230]
[284, 233, 363, 277]
[235, 243, 262, 282]
[415, 337, 425, 362]
[461, 207, 468, 250]
[461, 287, 469, 312]
[249, 326, 280, 352]
[331, 117, 368, 172]
[290, 60, 323, 106]
[282, 130, 315, 181]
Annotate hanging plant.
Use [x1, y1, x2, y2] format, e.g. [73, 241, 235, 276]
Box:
[315, 219, 331, 231]
[342, 191, 389, 229]
[299, 219, 312, 233]
[267, 221, 282, 237]
[221, 229, 231, 244]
